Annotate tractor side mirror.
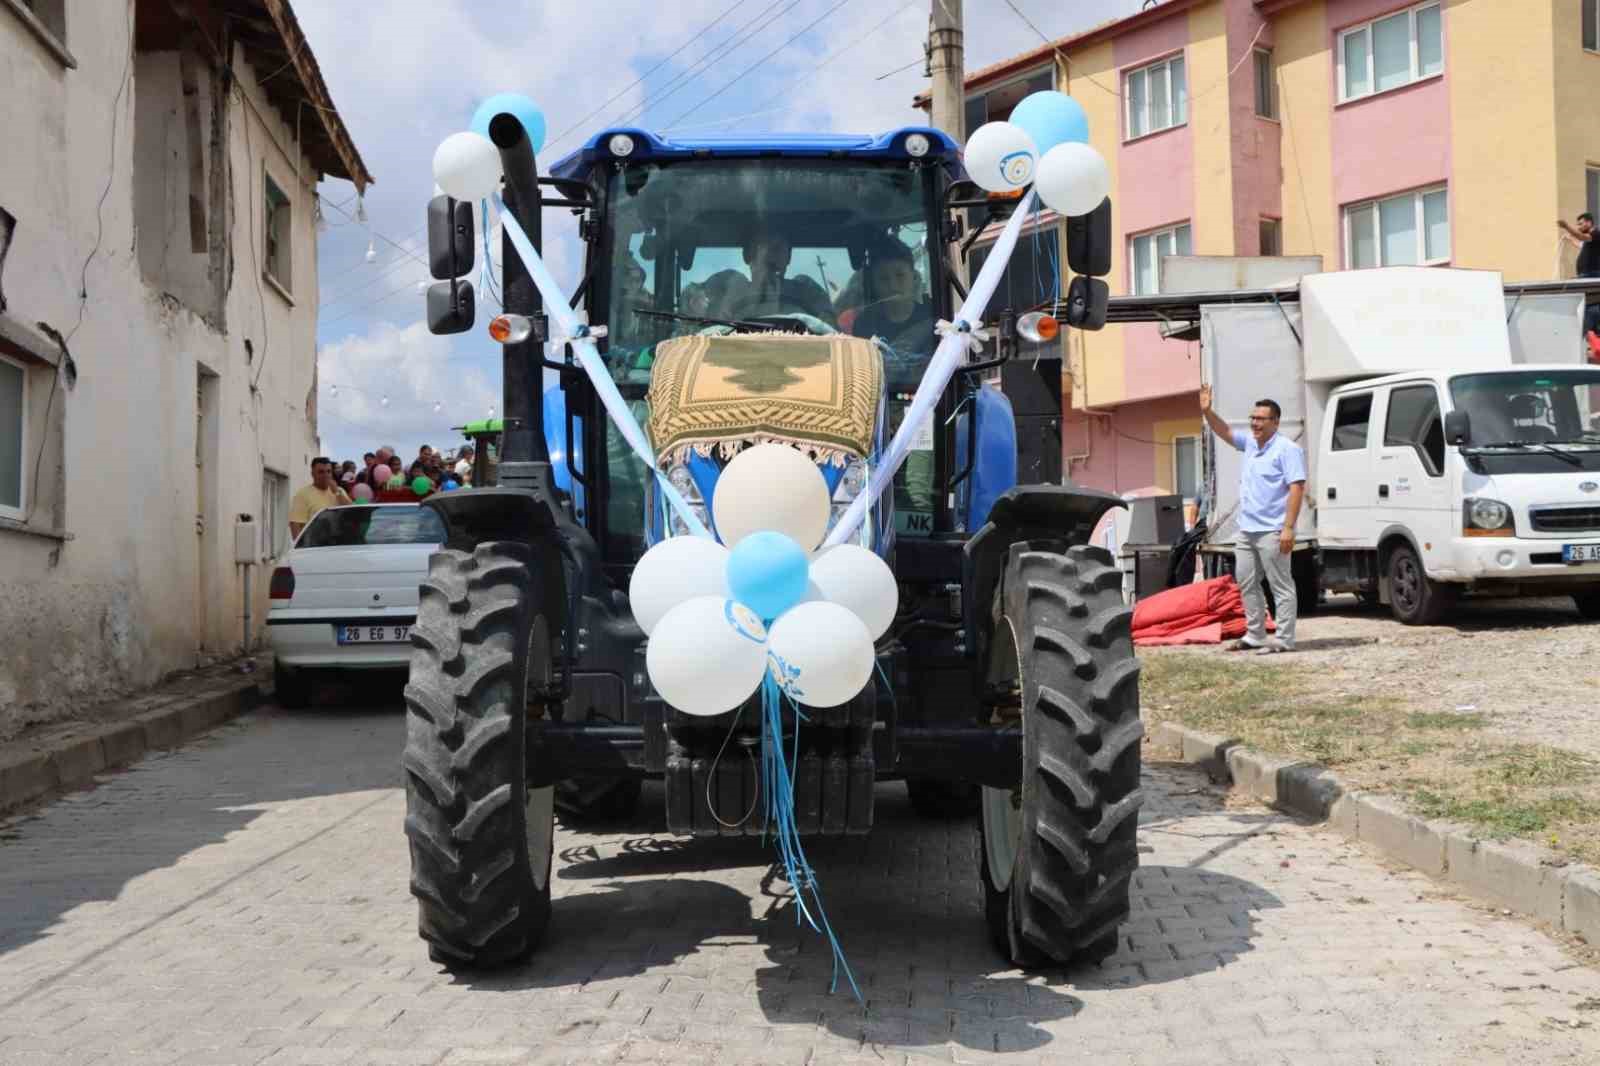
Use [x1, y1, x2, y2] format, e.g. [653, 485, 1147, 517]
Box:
[428, 195, 474, 280]
[1066, 198, 1112, 278]
[426, 280, 476, 335]
[1445, 410, 1471, 446]
[1062, 276, 1109, 332]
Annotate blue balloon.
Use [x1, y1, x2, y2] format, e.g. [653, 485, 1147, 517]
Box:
[1008, 91, 1089, 153]
[470, 93, 546, 154]
[726, 531, 810, 622]
[442, 480, 459, 491]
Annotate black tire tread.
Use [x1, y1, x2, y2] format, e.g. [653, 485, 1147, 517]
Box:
[403, 542, 550, 969]
[985, 543, 1142, 967]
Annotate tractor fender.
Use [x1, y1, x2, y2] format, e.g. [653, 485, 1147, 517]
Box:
[961, 485, 1126, 663]
[423, 487, 571, 672]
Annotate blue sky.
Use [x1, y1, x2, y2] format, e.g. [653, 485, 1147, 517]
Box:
[297, 0, 1141, 464]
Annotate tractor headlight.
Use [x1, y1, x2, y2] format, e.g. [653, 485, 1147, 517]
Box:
[1464, 497, 1514, 537]
[826, 458, 872, 546]
[608, 133, 636, 158]
[664, 463, 709, 538]
[904, 133, 931, 158]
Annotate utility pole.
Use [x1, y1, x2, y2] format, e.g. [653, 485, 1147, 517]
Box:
[928, 0, 965, 142]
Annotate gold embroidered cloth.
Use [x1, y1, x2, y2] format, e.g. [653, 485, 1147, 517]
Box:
[645, 333, 882, 467]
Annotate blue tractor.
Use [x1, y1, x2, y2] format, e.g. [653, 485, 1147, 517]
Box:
[406, 112, 1138, 970]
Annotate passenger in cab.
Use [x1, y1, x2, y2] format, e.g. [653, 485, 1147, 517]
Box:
[731, 226, 833, 323]
[848, 237, 932, 356]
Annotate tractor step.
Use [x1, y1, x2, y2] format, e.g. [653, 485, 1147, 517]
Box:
[665, 746, 874, 838]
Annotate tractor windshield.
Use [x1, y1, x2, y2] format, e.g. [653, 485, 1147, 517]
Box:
[602, 160, 938, 393]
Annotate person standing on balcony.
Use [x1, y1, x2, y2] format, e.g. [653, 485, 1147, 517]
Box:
[1559, 213, 1600, 346]
[1200, 387, 1306, 654]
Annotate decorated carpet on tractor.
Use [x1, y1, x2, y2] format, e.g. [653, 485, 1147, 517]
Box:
[645, 333, 883, 468]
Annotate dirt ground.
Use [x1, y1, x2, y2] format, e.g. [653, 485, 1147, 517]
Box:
[1171, 594, 1600, 758]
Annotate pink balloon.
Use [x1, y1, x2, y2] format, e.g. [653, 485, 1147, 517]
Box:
[351, 482, 374, 501]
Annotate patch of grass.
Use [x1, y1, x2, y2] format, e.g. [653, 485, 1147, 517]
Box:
[1140, 646, 1600, 863]
[1406, 711, 1490, 730]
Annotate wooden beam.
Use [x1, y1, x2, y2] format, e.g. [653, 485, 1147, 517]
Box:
[254, 0, 371, 189]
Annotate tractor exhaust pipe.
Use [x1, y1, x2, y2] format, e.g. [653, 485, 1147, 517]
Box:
[487, 113, 551, 479]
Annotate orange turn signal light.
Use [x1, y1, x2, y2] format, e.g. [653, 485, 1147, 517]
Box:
[1017, 311, 1059, 344]
[488, 313, 532, 344]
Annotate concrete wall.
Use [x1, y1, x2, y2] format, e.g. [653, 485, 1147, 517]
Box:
[1065, 39, 1128, 410]
[1064, 393, 1202, 493]
[0, 5, 324, 736]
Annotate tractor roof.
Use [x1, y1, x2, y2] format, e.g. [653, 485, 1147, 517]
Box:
[548, 127, 962, 183]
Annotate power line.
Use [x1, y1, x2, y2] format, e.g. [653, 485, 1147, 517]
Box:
[543, 0, 754, 152]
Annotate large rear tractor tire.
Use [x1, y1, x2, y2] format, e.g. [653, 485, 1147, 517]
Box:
[979, 544, 1142, 968]
[403, 541, 558, 969]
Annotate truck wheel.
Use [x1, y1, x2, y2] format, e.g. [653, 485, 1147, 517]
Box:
[403, 542, 557, 969]
[273, 662, 310, 709]
[1575, 593, 1600, 621]
[979, 544, 1142, 968]
[1387, 543, 1455, 626]
[905, 779, 980, 819]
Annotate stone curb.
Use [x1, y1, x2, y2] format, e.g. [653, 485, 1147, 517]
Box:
[1149, 721, 1598, 946]
[0, 676, 265, 815]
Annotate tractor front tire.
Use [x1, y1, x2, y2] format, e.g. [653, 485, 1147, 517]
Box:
[403, 541, 557, 969]
[979, 544, 1142, 968]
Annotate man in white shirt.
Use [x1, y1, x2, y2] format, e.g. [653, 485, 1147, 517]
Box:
[453, 445, 474, 483]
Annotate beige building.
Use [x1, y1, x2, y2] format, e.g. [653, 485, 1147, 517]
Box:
[0, 0, 370, 734]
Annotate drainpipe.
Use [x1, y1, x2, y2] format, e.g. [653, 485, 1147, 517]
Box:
[241, 561, 252, 654]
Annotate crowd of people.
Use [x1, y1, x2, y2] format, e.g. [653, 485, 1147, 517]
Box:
[334, 443, 476, 504]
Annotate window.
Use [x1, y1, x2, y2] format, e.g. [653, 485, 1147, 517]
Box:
[1384, 385, 1444, 474]
[1173, 435, 1200, 499]
[262, 468, 289, 559]
[1589, 167, 1599, 221]
[970, 223, 1064, 323]
[263, 171, 292, 296]
[1129, 223, 1192, 295]
[964, 67, 1053, 134]
[1587, 0, 1598, 53]
[1339, 2, 1442, 102]
[1125, 54, 1187, 139]
[5, 0, 71, 64]
[1331, 393, 1373, 451]
[1259, 218, 1282, 257]
[1254, 49, 1277, 119]
[298, 505, 447, 548]
[1343, 186, 1448, 268]
[0, 354, 24, 518]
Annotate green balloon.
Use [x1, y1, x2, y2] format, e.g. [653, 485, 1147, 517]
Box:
[386, 476, 406, 490]
[411, 475, 432, 495]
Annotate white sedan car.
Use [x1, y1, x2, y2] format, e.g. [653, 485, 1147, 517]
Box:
[267, 503, 444, 707]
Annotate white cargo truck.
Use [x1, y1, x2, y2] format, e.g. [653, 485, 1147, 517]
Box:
[1193, 266, 1600, 624]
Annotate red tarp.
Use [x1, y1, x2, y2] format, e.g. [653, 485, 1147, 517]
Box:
[1132, 575, 1273, 647]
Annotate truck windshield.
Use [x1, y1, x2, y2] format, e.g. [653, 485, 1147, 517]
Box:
[1448, 370, 1600, 445]
[602, 160, 937, 392]
[298, 506, 446, 548]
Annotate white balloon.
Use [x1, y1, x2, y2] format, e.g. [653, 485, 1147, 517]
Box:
[629, 535, 729, 635]
[711, 443, 831, 551]
[432, 131, 502, 202]
[1034, 141, 1111, 218]
[646, 597, 769, 717]
[767, 601, 875, 709]
[809, 545, 898, 639]
[963, 121, 1039, 194]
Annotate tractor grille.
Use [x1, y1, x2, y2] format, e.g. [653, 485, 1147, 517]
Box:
[1529, 506, 1600, 534]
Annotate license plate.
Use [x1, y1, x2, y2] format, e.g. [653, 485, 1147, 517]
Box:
[1563, 544, 1600, 564]
[336, 623, 412, 644]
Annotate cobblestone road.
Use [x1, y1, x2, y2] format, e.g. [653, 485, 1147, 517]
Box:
[2, 701, 1599, 1065]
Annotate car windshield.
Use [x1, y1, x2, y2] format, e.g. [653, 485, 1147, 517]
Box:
[603, 159, 937, 392]
[1448, 370, 1600, 445]
[298, 506, 446, 548]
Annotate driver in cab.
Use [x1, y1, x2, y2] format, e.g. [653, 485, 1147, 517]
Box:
[732, 226, 834, 324]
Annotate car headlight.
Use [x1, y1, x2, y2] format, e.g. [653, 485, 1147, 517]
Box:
[665, 464, 709, 538]
[1464, 497, 1513, 536]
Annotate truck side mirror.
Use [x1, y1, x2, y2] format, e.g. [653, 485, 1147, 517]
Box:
[426, 280, 475, 335]
[428, 196, 475, 280]
[1444, 409, 1471, 445]
[1067, 198, 1112, 278]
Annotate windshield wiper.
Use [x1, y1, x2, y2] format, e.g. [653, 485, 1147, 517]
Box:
[1478, 440, 1585, 466]
[630, 306, 804, 334]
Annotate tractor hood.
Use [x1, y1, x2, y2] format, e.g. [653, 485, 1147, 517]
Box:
[646, 333, 884, 469]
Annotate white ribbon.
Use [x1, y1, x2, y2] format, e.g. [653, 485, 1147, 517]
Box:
[824, 189, 1040, 547]
[493, 196, 712, 539]
[551, 323, 608, 345]
[934, 318, 992, 355]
